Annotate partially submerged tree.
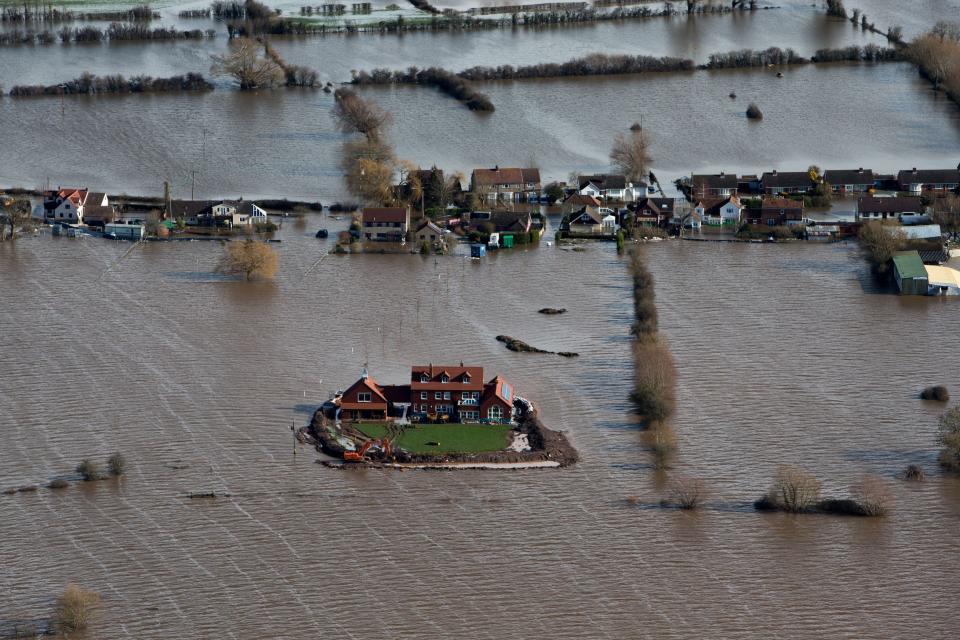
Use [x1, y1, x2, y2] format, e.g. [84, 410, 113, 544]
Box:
[53, 584, 101, 635]
[0, 198, 34, 241]
[858, 220, 905, 275]
[938, 404, 960, 472]
[760, 465, 822, 512]
[610, 127, 653, 184]
[217, 239, 279, 280]
[332, 88, 393, 141]
[340, 137, 398, 205]
[210, 37, 284, 90]
[931, 193, 960, 241]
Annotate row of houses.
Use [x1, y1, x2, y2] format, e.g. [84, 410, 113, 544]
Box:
[466, 168, 652, 204]
[691, 166, 960, 198]
[359, 205, 538, 248]
[337, 365, 516, 424]
[36, 187, 269, 230]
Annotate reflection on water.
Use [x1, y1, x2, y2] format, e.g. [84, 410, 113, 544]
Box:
[1, 229, 959, 638]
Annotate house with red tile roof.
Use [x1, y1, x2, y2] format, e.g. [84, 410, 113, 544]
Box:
[361, 206, 411, 242]
[470, 166, 541, 202]
[41, 187, 109, 224]
[337, 365, 516, 424]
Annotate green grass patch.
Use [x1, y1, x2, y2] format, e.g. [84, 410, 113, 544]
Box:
[354, 422, 511, 454]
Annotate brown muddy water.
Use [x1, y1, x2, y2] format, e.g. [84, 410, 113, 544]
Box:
[1, 229, 959, 638]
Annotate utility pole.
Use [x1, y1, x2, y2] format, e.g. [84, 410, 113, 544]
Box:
[191, 170, 196, 200]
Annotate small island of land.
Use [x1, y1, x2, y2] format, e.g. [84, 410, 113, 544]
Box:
[301, 364, 578, 469]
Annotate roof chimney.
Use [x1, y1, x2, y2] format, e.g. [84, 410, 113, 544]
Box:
[720, 171, 725, 177]
[858, 167, 863, 173]
[772, 169, 778, 176]
[912, 167, 917, 173]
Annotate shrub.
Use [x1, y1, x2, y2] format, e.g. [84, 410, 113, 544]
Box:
[921, 385, 950, 402]
[52, 584, 101, 634]
[76, 459, 102, 482]
[760, 465, 822, 512]
[630, 341, 677, 422]
[903, 464, 926, 481]
[858, 220, 904, 275]
[851, 475, 892, 516]
[107, 452, 126, 477]
[48, 478, 69, 489]
[746, 102, 763, 119]
[666, 475, 707, 509]
[643, 422, 677, 470]
[937, 404, 960, 472]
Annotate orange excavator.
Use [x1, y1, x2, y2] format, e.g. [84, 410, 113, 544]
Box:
[343, 438, 392, 462]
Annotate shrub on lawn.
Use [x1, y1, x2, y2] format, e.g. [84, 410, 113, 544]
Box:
[107, 452, 126, 477]
[52, 584, 101, 635]
[921, 385, 950, 402]
[76, 459, 102, 482]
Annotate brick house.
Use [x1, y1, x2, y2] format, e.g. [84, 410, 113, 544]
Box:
[761, 170, 814, 195]
[338, 365, 515, 424]
[361, 206, 411, 242]
[824, 168, 875, 194]
[470, 167, 541, 202]
[632, 197, 675, 227]
[856, 196, 925, 221]
[691, 172, 738, 197]
[897, 167, 960, 195]
[745, 197, 805, 226]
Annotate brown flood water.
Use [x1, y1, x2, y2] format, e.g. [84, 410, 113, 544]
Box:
[1, 228, 959, 638]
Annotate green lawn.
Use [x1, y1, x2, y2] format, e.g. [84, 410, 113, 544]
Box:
[354, 423, 511, 455]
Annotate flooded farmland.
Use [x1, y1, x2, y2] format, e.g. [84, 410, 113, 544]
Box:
[2, 230, 959, 639]
[3, 0, 960, 637]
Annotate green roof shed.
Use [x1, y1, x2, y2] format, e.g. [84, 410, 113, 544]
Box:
[892, 251, 928, 295]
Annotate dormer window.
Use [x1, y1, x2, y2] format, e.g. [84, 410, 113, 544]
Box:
[462, 374, 471, 384]
[441, 374, 449, 383]
[420, 374, 428, 383]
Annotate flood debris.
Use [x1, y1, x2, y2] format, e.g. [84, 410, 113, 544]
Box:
[538, 307, 567, 315]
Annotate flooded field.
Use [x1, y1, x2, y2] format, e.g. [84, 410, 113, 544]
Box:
[2, 230, 959, 638]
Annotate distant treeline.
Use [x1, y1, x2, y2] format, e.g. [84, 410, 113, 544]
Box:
[179, 9, 213, 19]
[9, 73, 213, 97]
[0, 5, 157, 23]
[0, 23, 216, 46]
[701, 45, 901, 69]
[352, 67, 494, 111]
[458, 54, 696, 80]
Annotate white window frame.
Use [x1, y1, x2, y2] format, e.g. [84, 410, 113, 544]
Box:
[357, 392, 371, 403]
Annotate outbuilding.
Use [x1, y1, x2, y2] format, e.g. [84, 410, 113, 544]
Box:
[892, 251, 928, 295]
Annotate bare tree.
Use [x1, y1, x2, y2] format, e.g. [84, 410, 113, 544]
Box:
[340, 138, 397, 205]
[859, 220, 905, 274]
[765, 465, 822, 512]
[610, 128, 653, 184]
[210, 37, 284, 90]
[332, 88, 393, 141]
[931, 193, 960, 241]
[0, 198, 34, 241]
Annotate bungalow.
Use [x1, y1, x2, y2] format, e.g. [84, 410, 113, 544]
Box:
[577, 174, 645, 202]
[361, 206, 411, 242]
[414, 219, 444, 245]
[338, 365, 515, 424]
[470, 166, 541, 202]
[761, 170, 814, 195]
[856, 196, 925, 222]
[825, 168, 875, 194]
[567, 207, 605, 235]
[632, 197, 675, 227]
[562, 193, 602, 215]
[897, 167, 960, 194]
[692, 195, 742, 226]
[691, 172, 738, 198]
[168, 200, 268, 227]
[746, 197, 805, 226]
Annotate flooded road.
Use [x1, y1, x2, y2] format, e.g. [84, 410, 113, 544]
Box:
[1, 230, 959, 638]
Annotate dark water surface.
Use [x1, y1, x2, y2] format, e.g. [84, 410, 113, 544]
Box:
[1, 230, 959, 638]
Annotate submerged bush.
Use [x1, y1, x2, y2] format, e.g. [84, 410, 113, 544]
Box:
[746, 102, 763, 119]
[664, 475, 707, 509]
[642, 421, 677, 470]
[630, 341, 677, 423]
[937, 404, 960, 472]
[757, 465, 821, 513]
[921, 385, 950, 402]
[850, 474, 892, 516]
[107, 452, 126, 477]
[217, 239, 279, 280]
[76, 459, 102, 482]
[47, 478, 69, 489]
[903, 464, 926, 481]
[53, 584, 101, 634]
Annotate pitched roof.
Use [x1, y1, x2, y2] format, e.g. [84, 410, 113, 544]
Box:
[578, 174, 627, 190]
[563, 194, 602, 207]
[83, 205, 115, 222]
[569, 207, 604, 225]
[362, 207, 408, 224]
[691, 173, 737, 190]
[472, 167, 541, 187]
[762, 171, 813, 189]
[634, 197, 675, 217]
[695, 196, 741, 216]
[490, 211, 530, 232]
[760, 197, 803, 210]
[84, 192, 107, 206]
[897, 168, 960, 184]
[892, 251, 927, 279]
[411, 365, 485, 391]
[824, 168, 874, 185]
[483, 375, 513, 406]
[169, 200, 216, 218]
[415, 219, 443, 234]
[857, 196, 924, 214]
[339, 374, 390, 410]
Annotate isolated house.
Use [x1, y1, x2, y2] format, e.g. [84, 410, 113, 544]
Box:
[567, 207, 605, 234]
[470, 167, 541, 202]
[414, 219, 444, 245]
[761, 170, 814, 195]
[361, 206, 411, 242]
[339, 370, 391, 422]
[41, 187, 108, 224]
[897, 167, 960, 194]
[691, 172, 738, 197]
[168, 200, 267, 227]
[824, 168, 875, 194]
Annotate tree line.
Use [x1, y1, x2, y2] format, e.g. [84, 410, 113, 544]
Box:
[8, 73, 213, 97]
[905, 21, 960, 106]
[351, 67, 494, 111]
[0, 5, 157, 23]
[0, 23, 215, 46]
[702, 45, 900, 69]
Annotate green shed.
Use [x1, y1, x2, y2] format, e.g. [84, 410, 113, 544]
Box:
[892, 251, 928, 295]
[501, 234, 514, 249]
